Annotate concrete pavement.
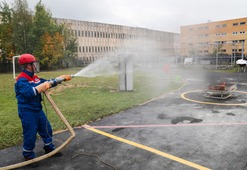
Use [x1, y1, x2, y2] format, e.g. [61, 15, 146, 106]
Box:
[1, 70, 247, 170]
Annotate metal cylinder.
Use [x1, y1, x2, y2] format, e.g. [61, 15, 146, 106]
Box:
[119, 54, 133, 91]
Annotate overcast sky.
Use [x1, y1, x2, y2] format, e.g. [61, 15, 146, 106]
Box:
[3, 0, 247, 33]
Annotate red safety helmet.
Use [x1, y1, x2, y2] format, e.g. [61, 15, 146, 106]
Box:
[18, 54, 37, 65]
[18, 54, 40, 73]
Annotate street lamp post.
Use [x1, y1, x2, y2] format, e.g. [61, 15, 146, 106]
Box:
[241, 41, 244, 60]
[233, 43, 235, 65]
[216, 42, 218, 69]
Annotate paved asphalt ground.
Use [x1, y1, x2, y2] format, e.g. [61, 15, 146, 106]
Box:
[1, 69, 247, 170]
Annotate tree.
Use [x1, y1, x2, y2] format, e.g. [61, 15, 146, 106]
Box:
[0, 1, 14, 64]
[12, 0, 33, 54]
[31, 1, 67, 69]
[0, 0, 78, 71]
[40, 32, 64, 69]
[60, 24, 78, 67]
[31, 1, 57, 56]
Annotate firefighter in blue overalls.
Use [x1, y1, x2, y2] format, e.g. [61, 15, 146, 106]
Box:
[15, 54, 71, 162]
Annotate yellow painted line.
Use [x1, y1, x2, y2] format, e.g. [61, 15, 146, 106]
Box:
[181, 90, 247, 106]
[85, 126, 211, 170]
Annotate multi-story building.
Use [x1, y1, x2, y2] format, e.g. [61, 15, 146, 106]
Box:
[55, 18, 179, 64]
[180, 17, 247, 61]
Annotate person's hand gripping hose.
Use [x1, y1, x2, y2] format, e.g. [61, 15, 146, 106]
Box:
[35, 82, 51, 93]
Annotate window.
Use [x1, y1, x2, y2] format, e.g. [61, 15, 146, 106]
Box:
[216, 33, 226, 36]
[222, 24, 227, 28]
[232, 32, 238, 35]
[221, 41, 226, 44]
[221, 49, 226, 53]
[216, 24, 227, 28]
[240, 22, 246, 25]
[215, 41, 222, 44]
[233, 23, 238, 26]
[240, 31, 246, 34]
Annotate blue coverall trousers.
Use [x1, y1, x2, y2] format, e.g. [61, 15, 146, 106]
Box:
[18, 108, 54, 158]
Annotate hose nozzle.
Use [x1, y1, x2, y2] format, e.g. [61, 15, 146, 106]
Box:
[50, 75, 74, 85]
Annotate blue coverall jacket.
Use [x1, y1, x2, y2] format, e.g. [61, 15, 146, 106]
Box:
[15, 70, 56, 159]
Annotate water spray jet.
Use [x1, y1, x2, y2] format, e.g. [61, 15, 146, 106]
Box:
[73, 54, 134, 92]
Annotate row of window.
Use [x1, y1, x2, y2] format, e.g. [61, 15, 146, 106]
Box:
[232, 40, 245, 43]
[78, 46, 117, 53]
[215, 31, 246, 36]
[189, 40, 246, 47]
[77, 45, 172, 54]
[232, 31, 246, 35]
[70, 29, 170, 41]
[188, 21, 247, 31]
[233, 22, 246, 26]
[191, 48, 245, 54]
[71, 30, 128, 39]
[215, 40, 245, 44]
[214, 22, 245, 28]
[198, 31, 246, 37]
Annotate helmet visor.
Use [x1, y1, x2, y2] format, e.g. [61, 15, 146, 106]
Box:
[32, 61, 40, 73]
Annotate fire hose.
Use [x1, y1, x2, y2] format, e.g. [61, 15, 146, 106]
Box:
[0, 77, 76, 170]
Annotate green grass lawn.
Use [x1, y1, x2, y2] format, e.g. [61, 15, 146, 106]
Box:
[0, 67, 183, 149]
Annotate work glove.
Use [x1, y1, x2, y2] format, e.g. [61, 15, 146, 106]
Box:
[35, 81, 51, 93]
[59, 75, 72, 81]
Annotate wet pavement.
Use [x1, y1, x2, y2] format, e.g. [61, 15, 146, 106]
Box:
[1, 70, 247, 170]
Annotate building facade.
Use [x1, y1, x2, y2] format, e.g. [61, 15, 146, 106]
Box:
[180, 17, 247, 60]
[55, 18, 179, 64]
